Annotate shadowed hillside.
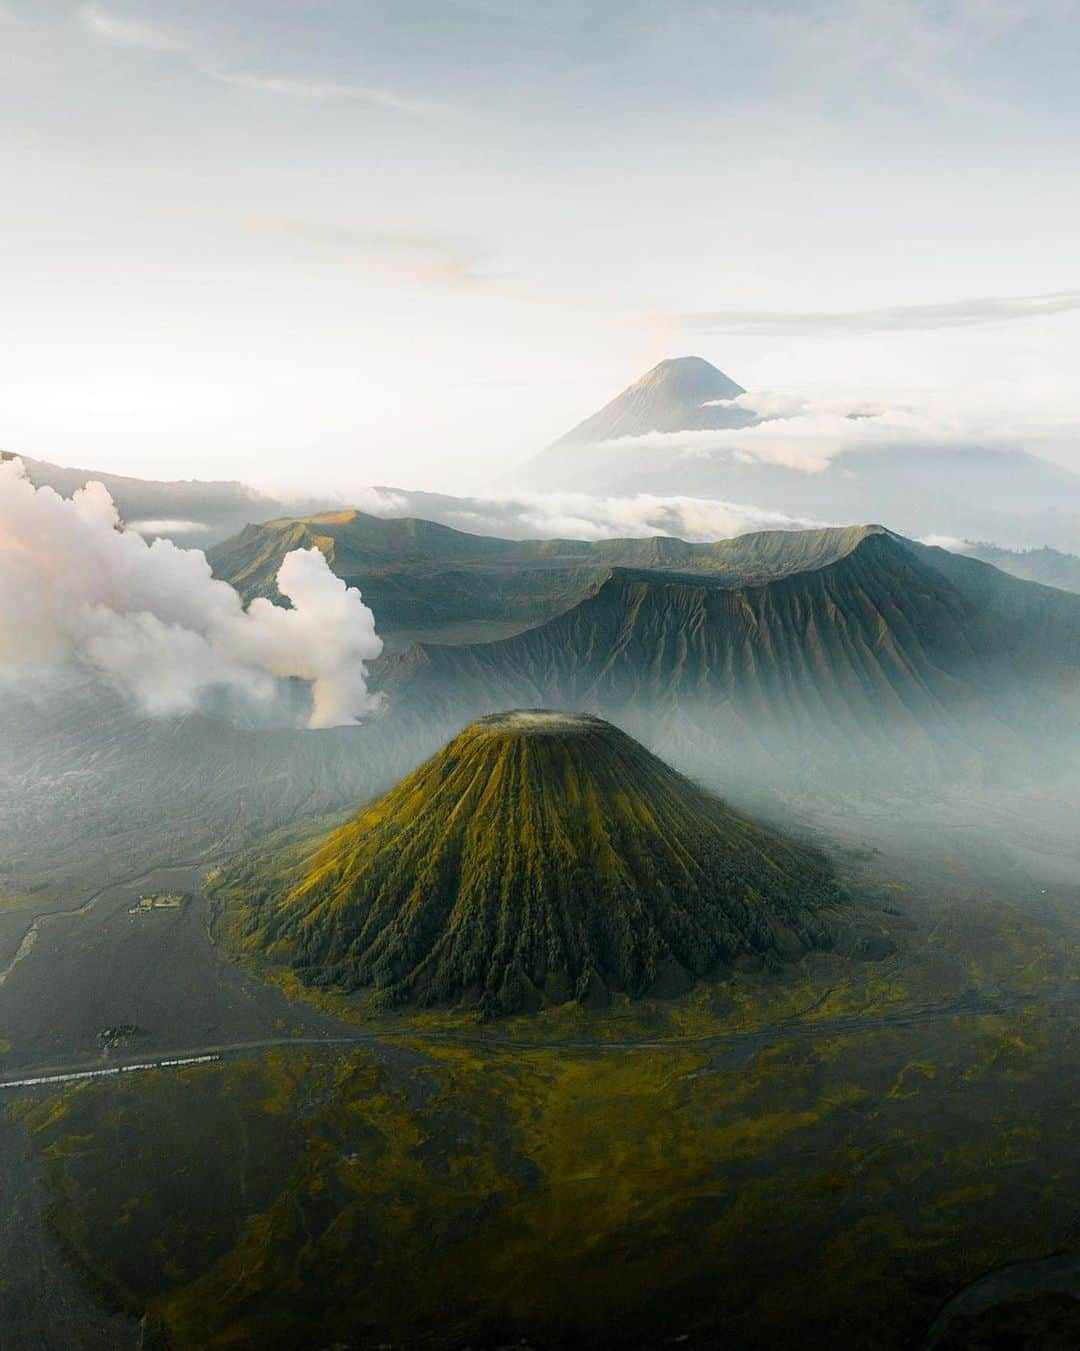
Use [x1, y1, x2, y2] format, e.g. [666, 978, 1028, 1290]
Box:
[212, 712, 841, 1014]
[377, 529, 1080, 782]
[965, 541, 1080, 594]
[209, 511, 880, 641]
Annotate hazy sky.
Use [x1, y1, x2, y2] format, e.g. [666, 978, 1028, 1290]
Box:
[2, 0, 1080, 492]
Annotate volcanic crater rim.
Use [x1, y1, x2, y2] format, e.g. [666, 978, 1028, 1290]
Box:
[474, 709, 603, 736]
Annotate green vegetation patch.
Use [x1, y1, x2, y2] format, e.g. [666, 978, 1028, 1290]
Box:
[21, 1002, 1080, 1350]
[21, 1054, 306, 1310]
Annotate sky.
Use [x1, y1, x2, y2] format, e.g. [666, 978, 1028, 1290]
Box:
[2, 0, 1080, 493]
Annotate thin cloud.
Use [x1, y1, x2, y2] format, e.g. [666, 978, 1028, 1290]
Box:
[681, 291, 1080, 337]
[245, 213, 487, 287]
[206, 69, 438, 115]
[78, 1, 186, 51]
[77, 2, 436, 116]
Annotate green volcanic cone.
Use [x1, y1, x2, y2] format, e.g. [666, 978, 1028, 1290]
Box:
[216, 711, 843, 1013]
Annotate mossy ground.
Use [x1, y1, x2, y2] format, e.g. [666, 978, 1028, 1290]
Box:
[13, 849, 1080, 1349]
[16, 981, 1080, 1350]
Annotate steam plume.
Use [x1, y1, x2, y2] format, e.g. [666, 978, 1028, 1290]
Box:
[0, 458, 382, 727]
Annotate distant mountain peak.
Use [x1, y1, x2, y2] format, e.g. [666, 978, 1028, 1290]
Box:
[551, 354, 756, 448]
[637, 355, 746, 398]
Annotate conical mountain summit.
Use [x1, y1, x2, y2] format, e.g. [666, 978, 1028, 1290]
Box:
[213, 711, 842, 1014]
[553, 355, 755, 446]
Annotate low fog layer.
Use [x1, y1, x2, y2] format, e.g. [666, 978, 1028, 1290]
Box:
[0, 458, 383, 728]
[351, 486, 829, 542]
[2, 490, 1080, 908]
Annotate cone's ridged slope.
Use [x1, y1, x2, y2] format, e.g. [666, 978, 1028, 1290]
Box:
[218, 712, 842, 1013]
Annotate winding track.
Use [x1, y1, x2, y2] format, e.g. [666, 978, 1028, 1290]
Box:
[4, 983, 1079, 1091]
[4, 846, 1079, 1092]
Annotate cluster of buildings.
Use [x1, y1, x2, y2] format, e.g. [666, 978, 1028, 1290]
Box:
[127, 892, 184, 916]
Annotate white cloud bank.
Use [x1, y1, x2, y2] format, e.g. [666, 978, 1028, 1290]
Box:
[0, 459, 382, 727]
[681, 291, 1080, 337]
[128, 518, 211, 536]
[349, 486, 827, 542]
[565, 386, 1080, 476]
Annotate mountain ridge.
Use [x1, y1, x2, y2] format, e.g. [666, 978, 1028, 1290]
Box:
[375, 529, 1080, 782]
[964, 541, 1080, 594]
[209, 512, 888, 641]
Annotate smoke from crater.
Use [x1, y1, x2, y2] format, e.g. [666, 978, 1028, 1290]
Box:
[0, 457, 382, 728]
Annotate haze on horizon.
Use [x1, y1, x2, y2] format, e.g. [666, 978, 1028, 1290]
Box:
[2, 0, 1080, 493]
